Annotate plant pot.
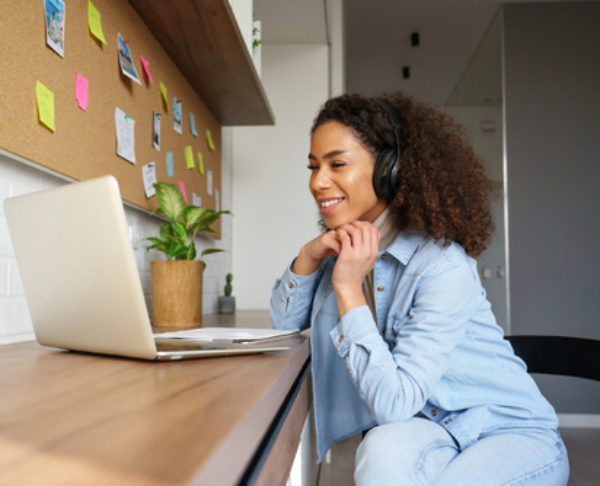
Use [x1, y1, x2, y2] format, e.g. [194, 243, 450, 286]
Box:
[218, 295, 236, 314]
[151, 260, 203, 328]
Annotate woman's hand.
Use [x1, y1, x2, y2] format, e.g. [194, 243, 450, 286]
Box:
[332, 221, 381, 316]
[292, 230, 342, 275]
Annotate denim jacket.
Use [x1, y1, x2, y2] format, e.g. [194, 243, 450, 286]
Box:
[271, 231, 558, 462]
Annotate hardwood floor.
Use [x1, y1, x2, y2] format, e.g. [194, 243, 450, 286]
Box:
[315, 428, 600, 485]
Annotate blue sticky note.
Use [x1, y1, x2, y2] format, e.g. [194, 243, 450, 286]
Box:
[190, 112, 198, 136]
[166, 151, 174, 177]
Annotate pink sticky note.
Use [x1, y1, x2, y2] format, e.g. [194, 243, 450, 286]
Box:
[75, 73, 89, 111]
[139, 55, 153, 83]
[178, 180, 188, 203]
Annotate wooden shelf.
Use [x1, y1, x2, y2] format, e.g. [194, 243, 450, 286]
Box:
[128, 0, 274, 126]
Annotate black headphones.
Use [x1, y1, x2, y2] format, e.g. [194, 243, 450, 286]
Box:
[372, 100, 403, 201]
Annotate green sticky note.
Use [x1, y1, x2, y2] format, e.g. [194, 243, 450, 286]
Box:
[196, 151, 204, 174]
[35, 81, 55, 131]
[87, 0, 107, 44]
[159, 82, 168, 109]
[185, 145, 195, 169]
[205, 129, 215, 151]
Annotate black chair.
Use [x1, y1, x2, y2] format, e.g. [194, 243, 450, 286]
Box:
[506, 335, 600, 486]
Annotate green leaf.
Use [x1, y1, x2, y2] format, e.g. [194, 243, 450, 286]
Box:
[154, 182, 186, 221]
[185, 244, 197, 260]
[183, 206, 210, 228]
[159, 223, 174, 240]
[167, 242, 186, 260]
[171, 220, 189, 244]
[200, 248, 224, 259]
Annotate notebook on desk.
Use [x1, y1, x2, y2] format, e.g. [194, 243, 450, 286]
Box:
[4, 175, 293, 360]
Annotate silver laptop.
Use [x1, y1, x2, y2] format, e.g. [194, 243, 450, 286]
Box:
[3, 175, 288, 360]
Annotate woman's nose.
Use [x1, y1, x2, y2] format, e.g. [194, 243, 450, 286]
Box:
[311, 167, 331, 191]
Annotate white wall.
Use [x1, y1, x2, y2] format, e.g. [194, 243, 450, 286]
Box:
[0, 140, 233, 344]
[231, 44, 329, 309]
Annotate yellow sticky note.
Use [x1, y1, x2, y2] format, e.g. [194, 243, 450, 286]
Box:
[185, 145, 195, 169]
[159, 82, 168, 109]
[197, 152, 204, 174]
[205, 129, 215, 151]
[36, 81, 55, 132]
[87, 0, 107, 44]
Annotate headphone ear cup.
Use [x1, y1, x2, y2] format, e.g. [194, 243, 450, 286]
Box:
[373, 148, 399, 200]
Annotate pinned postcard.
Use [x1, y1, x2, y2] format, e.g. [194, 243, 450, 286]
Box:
[87, 0, 106, 44]
[206, 129, 215, 151]
[36, 81, 55, 132]
[207, 169, 213, 196]
[115, 107, 136, 164]
[166, 152, 174, 177]
[192, 193, 202, 207]
[190, 112, 198, 136]
[139, 55, 153, 83]
[173, 97, 182, 134]
[215, 188, 220, 211]
[178, 180, 188, 203]
[197, 151, 204, 174]
[152, 110, 161, 150]
[142, 162, 157, 198]
[117, 33, 141, 84]
[159, 82, 168, 109]
[75, 73, 89, 111]
[45, 0, 65, 57]
[185, 145, 195, 169]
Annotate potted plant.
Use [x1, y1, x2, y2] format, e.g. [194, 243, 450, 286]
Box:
[218, 273, 235, 314]
[145, 182, 230, 328]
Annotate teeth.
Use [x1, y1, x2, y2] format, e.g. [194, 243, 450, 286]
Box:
[320, 198, 343, 208]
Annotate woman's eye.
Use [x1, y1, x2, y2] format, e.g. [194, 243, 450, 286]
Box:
[307, 164, 318, 171]
[331, 162, 346, 168]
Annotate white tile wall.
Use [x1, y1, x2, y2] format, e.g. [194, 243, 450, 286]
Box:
[0, 139, 233, 344]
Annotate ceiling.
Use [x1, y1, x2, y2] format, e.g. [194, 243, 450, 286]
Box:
[253, 0, 582, 108]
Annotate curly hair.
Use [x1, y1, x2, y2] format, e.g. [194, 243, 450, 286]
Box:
[311, 93, 494, 258]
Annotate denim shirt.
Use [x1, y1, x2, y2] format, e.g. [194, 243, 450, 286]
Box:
[271, 231, 557, 462]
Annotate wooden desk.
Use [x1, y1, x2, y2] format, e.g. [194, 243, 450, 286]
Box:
[0, 311, 310, 485]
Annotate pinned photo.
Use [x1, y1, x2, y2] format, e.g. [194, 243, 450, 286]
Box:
[117, 33, 141, 84]
[45, 0, 65, 57]
[152, 110, 161, 150]
[173, 97, 182, 134]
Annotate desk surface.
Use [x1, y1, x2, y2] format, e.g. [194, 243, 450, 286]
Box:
[0, 311, 309, 485]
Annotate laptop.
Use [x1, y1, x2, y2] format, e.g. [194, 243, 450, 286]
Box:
[3, 175, 291, 360]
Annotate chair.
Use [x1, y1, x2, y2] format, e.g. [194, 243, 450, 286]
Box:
[506, 335, 600, 486]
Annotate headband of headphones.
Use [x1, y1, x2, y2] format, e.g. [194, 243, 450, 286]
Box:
[372, 99, 404, 200]
[375, 99, 403, 159]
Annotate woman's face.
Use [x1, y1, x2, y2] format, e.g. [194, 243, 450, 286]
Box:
[308, 121, 387, 229]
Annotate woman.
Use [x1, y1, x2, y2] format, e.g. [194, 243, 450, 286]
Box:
[270, 93, 569, 485]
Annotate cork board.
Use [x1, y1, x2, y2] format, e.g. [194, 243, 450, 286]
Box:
[0, 0, 222, 237]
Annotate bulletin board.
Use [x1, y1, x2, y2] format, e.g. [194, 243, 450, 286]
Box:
[0, 0, 223, 237]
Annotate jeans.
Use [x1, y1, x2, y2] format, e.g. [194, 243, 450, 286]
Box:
[354, 418, 569, 486]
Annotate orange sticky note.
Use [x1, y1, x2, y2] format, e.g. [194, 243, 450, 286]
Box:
[36, 81, 55, 131]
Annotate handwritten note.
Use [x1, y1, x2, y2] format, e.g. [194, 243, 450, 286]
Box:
[139, 55, 153, 83]
[142, 162, 157, 198]
[206, 129, 215, 151]
[115, 107, 136, 164]
[192, 193, 202, 207]
[184, 145, 195, 169]
[87, 0, 106, 44]
[196, 151, 204, 174]
[178, 180, 188, 203]
[159, 82, 168, 109]
[166, 152, 174, 177]
[36, 81, 55, 131]
[75, 73, 89, 111]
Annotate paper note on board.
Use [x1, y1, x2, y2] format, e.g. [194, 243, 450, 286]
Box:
[178, 180, 188, 203]
[207, 169, 213, 196]
[139, 55, 153, 83]
[184, 145, 195, 169]
[75, 73, 89, 110]
[45, 0, 65, 57]
[87, 0, 106, 44]
[196, 151, 204, 174]
[115, 107, 136, 164]
[166, 152, 174, 177]
[205, 129, 215, 151]
[190, 112, 198, 136]
[192, 193, 201, 207]
[142, 162, 157, 198]
[159, 82, 168, 109]
[215, 188, 220, 211]
[36, 81, 55, 131]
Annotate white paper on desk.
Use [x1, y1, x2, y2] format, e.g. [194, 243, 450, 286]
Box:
[153, 327, 299, 343]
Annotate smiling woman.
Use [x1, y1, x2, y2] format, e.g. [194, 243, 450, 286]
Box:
[270, 93, 569, 486]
